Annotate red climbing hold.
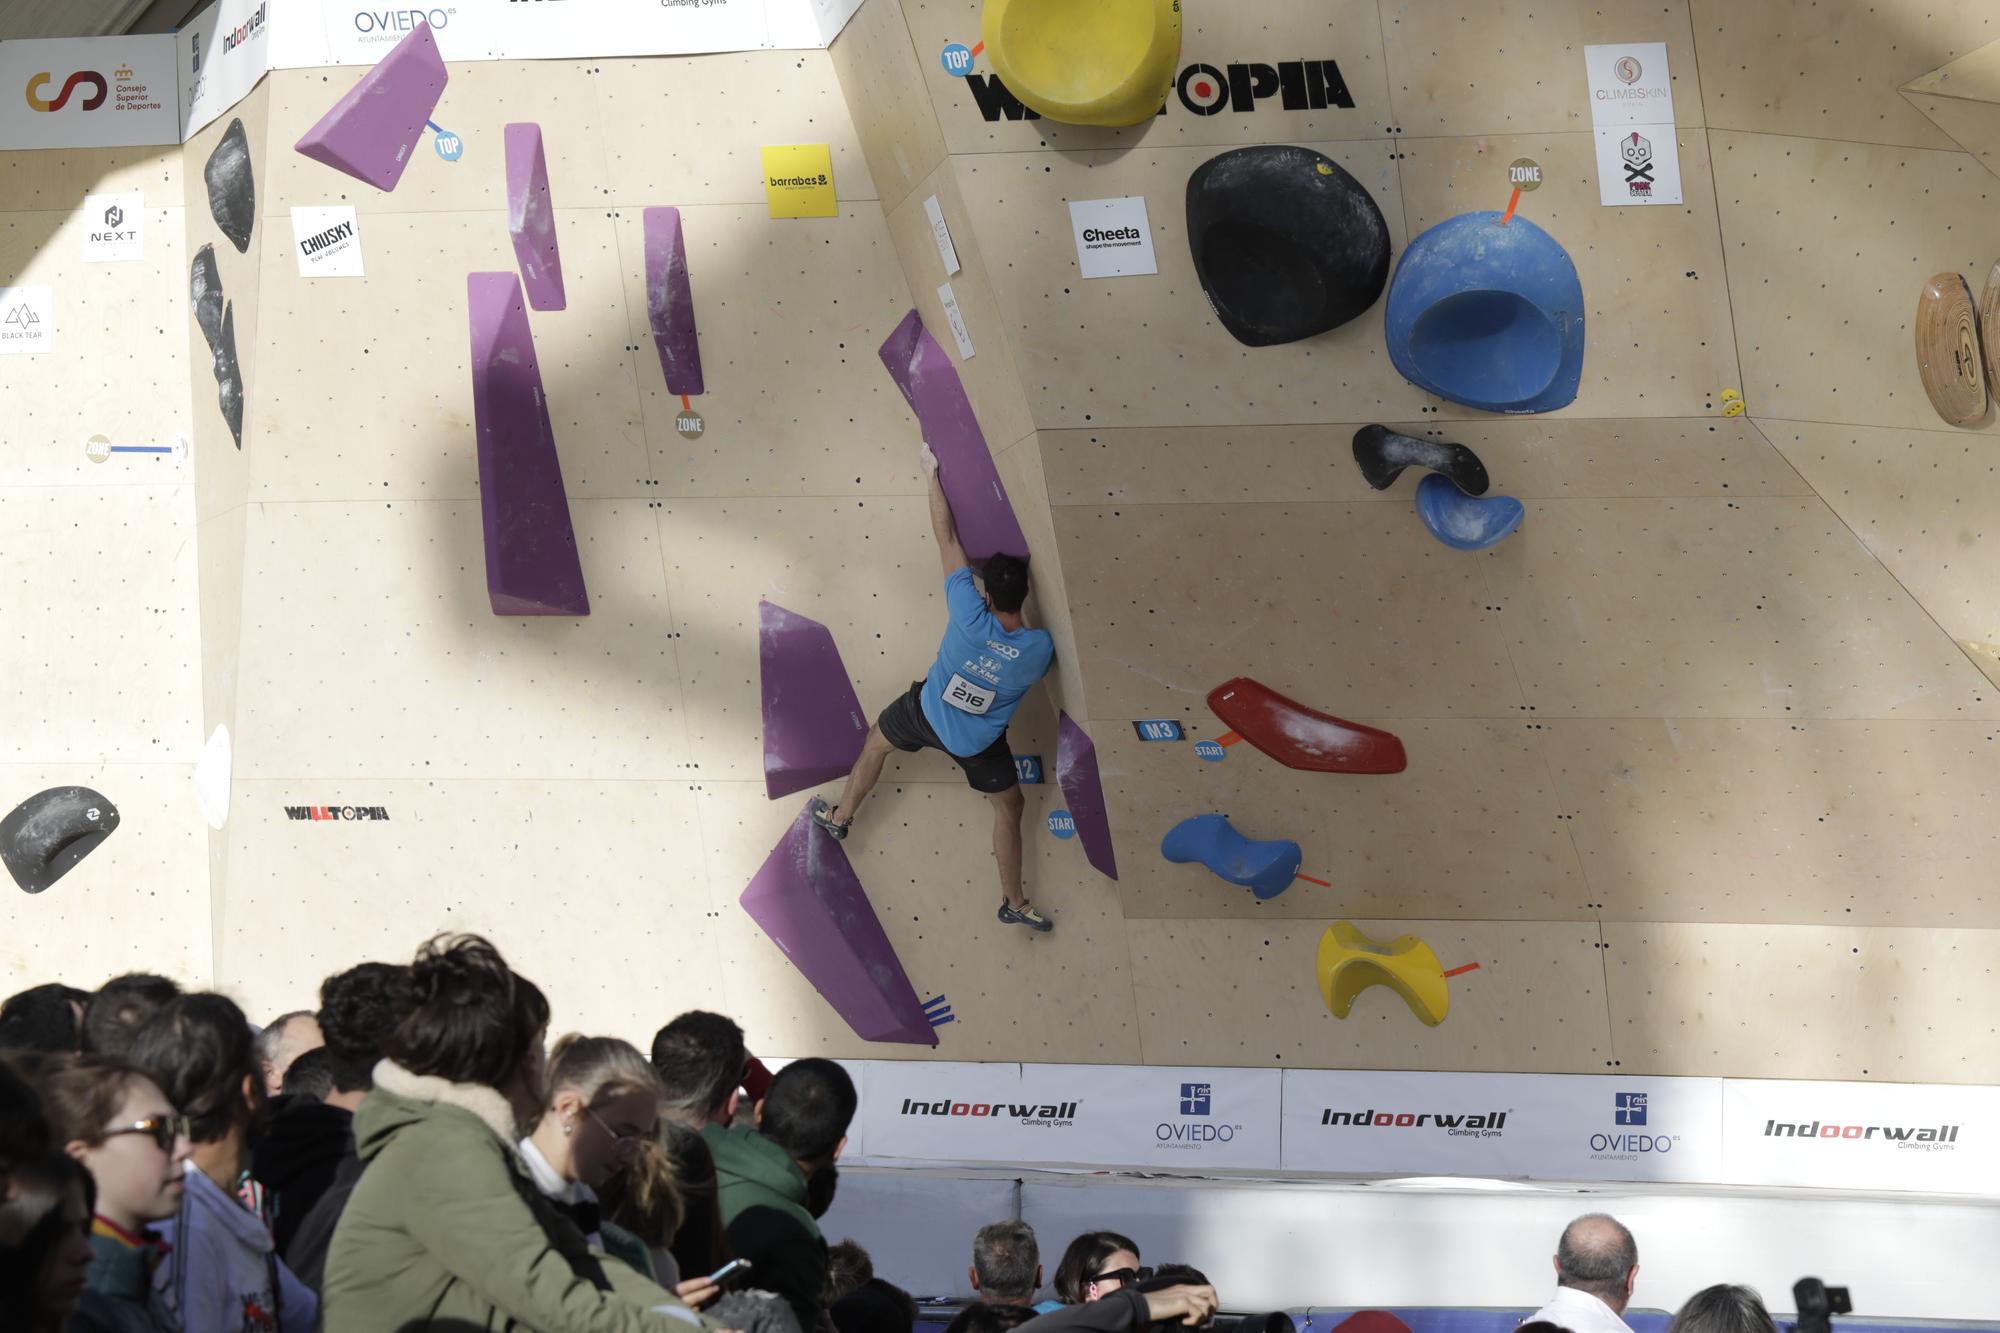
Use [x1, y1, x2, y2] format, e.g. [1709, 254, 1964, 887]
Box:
[1206, 677, 1407, 774]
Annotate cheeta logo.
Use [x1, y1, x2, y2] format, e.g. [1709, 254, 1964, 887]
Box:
[26, 71, 107, 112]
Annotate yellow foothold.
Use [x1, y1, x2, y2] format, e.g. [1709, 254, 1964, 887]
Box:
[981, 0, 1183, 128]
[1719, 388, 1741, 402]
[1315, 921, 1451, 1027]
[1315, 162, 1334, 176]
[1722, 400, 1746, 417]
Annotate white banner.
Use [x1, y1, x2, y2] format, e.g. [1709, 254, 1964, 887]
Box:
[854, 1061, 1282, 1171]
[1281, 1069, 1723, 1184]
[0, 286, 55, 355]
[1582, 40, 1683, 206]
[180, 0, 275, 139]
[81, 194, 146, 262]
[1721, 1078, 2000, 1196]
[292, 205, 365, 277]
[0, 36, 180, 150]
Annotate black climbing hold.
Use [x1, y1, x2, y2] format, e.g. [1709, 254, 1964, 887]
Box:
[1, 787, 119, 894]
[1352, 424, 1490, 495]
[204, 117, 256, 254]
[190, 246, 245, 450]
[215, 302, 244, 449]
[1186, 145, 1391, 348]
[190, 244, 225, 351]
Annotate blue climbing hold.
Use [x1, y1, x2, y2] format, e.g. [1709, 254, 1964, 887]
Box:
[1384, 211, 1584, 414]
[1416, 472, 1524, 551]
[1160, 813, 1301, 900]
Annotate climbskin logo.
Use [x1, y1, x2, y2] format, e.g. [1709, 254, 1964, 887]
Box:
[25, 71, 107, 112]
[1614, 55, 1642, 84]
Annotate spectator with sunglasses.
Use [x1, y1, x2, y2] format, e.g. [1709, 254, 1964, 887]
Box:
[130, 992, 318, 1332]
[1039, 1232, 1145, 1314]
[31, 1053, 192, 1332]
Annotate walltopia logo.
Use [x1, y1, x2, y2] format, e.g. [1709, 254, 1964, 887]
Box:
[285, 805, 391, 821]
[1320, 1106, 1509, 1138]
[25, 71, 107, 112]
[966, 58, 1354, 123]
[1765, 1118, 1961, 1151]
[900, 1097, 1078, 1128]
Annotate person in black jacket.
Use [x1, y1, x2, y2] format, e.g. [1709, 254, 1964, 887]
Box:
[650, 1010, 749, 1281]
[1021, 1280, 1216, 1333]
[266, 961, 409, 1291]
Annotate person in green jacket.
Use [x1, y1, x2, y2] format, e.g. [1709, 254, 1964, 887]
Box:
[320, 933, 707, 1333]
[704, 1058, 857, 1333]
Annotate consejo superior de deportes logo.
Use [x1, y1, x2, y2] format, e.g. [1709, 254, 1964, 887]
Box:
[25, 71, 107, 112]
[1158, 1082, 1239, 1146]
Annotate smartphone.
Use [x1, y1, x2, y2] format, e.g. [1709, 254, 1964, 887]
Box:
[705, 1258, 751, 1286]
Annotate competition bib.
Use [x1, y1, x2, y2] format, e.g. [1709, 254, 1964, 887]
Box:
[943, 672, 995, 715]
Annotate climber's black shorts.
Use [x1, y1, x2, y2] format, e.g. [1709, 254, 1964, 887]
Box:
[877, 680, 1018, 794]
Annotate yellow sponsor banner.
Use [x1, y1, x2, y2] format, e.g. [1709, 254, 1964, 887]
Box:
[761, 143, 837, 218]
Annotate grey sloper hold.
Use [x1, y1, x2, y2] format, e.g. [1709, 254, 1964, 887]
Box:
[204, 117, 256, 253]
[214, 301, 244, 449]
[1351, 424, 1490, 495]
[1, 787, 119, 894]
[190, 244, 225, 352]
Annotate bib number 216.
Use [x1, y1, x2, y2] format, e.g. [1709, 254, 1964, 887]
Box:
[944, 673, 994, 715]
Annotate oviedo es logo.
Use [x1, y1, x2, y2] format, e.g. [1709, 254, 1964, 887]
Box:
[25, 70, 108, 112]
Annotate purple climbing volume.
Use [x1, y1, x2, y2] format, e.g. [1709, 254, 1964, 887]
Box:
[1056, 711, 1118, 880]
[740, 800, 938, 1046]
[759, 600, 869, 800]
[878, 309, 1031, 564]
[467, 272, 589, 617]
[644, 207, 704, 395]
[505, 123, 566, 311]
[293, 20, 448, 193]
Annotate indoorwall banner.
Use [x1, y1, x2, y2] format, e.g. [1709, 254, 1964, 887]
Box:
[1720, 1078, 2000, 1196]
[180, 0, 274, 139]
[0, 35, 181, 149]
[1279, 1069, 1724, 1184]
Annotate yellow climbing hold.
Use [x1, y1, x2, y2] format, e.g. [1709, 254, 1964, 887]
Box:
[1315, 921, 1451, 1027]
[1316, 162, 1334, 176]
[1719, 388, 1741, 401]
[981, 0, 1182, 128]
[1719, 388, 1745, 416]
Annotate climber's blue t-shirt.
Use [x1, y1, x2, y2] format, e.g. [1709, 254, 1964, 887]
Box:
[919, 567, 1054, 757]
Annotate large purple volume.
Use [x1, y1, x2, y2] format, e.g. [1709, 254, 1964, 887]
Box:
[293, 21, 447, 192]
[643, 206, 704, 395]
[740, 800, 938, 1046]
[467, 272, 589, 617]
[877, 309, 1031, 564]
[760, 600, 868, 800]
[505, 123, 566, 311]
[1057, 711, 1118, 880]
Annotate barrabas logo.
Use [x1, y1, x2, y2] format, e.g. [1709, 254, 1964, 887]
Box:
[285, 805, 390, 821]
[769, 173, 830, 187]
[1765, 1118, 1960, 1150]
[901, 1097, 1078, 1128]
[1321, 1107, 1510, 1138]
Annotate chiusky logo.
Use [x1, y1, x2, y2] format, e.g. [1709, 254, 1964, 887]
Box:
[1157, 1082, 1241, 1149]
[1621, 132, 1654, 196]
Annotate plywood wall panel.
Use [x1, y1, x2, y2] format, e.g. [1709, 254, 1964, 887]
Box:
[265, 61, 608, 216]
[613, 204, 925, 497]
[0, 150, 179, 209]
[235, 500, 688, 779]
[0, 487, 202, 764]
[251, 210, 645, 503]
[828, 0, 948, 212]
[1055, 501, 1525, 724]
[1092, 722, 1590, 923]
[1604, 920, 2000, 1083]
[902, 0, 1391, 155]
[956, 142, 1415, 430]
[1899, 88, 2000, 180]
[596, 53, 877, 206]
[1713, 130, 2000, 432]
[1396, 131, 1738, 421]
[0, 764, 209, 989]
[217, 779, 723, 1041]
[697, 779, 1137, 1062]
[1043, 418, 1808, 508]
[1128, 918, 1613, 1072]
[1549, 719, 2000, 928]
[1691, 0, 1997, 148]
[1382, 0, 1704, 137]
[1762, 418, 2000, 688]
[1480, 497, 2000, 719]
[0, 206, 193, 487]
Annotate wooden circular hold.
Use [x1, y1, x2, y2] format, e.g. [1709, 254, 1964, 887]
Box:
[1978, 260, 2000, 391]
[1917, 271, 1988, 427]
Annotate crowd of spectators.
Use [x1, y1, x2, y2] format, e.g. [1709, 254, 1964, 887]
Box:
[0, 940, 1789, 1333]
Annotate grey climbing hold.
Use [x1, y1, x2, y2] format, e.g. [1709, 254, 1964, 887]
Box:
[1352, 424, 1490, 495]
[190, 245, 245, 450]
[1, 787, 119, 894]
[204, 117, 256, 253]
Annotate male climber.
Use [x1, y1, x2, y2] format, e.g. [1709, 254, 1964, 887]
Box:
[811, 445, 1057, 932]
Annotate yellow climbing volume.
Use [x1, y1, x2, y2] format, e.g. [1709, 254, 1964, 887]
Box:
[980, 0, 1182, 128]
[1315, 921, 1451, 1027]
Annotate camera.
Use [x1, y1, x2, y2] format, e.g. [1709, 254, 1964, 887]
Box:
[1793, 1277, 1853, 1333]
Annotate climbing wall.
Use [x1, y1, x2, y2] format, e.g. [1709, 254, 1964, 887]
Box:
[0, 144, 209, 982]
